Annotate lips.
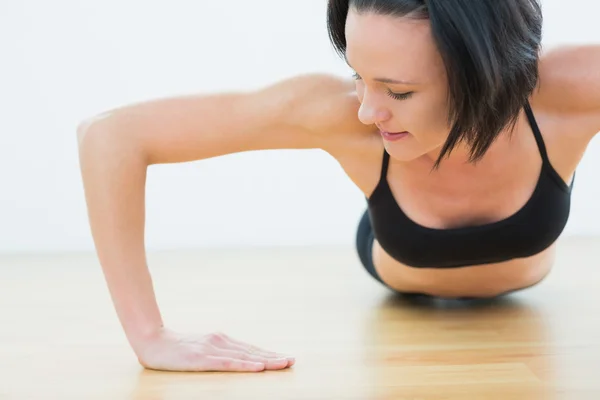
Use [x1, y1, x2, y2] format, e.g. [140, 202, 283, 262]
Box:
[380, 131, 409, 141]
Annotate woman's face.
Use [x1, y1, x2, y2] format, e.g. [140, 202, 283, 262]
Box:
[345, 10, 452, 162]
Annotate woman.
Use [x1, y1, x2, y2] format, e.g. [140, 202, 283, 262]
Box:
[77, 0, 600, 372]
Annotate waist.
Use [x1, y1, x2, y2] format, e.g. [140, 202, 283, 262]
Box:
[371, 239, 556, 298]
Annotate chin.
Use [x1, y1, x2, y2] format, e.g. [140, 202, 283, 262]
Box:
[383, 141, 425, 163]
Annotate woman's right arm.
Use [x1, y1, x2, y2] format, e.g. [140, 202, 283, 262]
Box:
[76, 73, 363, 371]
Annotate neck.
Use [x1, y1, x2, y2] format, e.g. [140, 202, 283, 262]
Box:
[424, 142, 476, 168]
[418, 129, 522, 174]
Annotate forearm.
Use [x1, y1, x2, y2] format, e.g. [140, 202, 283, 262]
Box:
[77, 124, 163, 351]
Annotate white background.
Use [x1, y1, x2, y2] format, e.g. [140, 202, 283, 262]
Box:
[0, 0, 598, 254]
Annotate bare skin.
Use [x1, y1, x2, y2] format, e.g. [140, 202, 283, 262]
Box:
[337, 13, 596, 298]
[77, 11, 600, 372]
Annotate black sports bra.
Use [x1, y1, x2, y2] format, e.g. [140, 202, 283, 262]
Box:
[366, 101, 574, 269]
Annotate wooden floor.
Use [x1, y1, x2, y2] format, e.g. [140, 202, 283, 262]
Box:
[1, 237, 599, 399]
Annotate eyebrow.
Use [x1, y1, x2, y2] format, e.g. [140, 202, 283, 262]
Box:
[345, 58, 420, 86]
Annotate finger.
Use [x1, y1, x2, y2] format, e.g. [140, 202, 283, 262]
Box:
[217, 333, 275, 353]
[221, 340, 295, 367]
[204, 356, 266, 372]
[223, 340, 278, 357]
[219, 334, 294, 360]
[212, 348, 290, 370]
[239, 345, 295, 368]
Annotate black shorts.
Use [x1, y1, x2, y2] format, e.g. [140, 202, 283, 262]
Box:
[355, 209, 390, 287]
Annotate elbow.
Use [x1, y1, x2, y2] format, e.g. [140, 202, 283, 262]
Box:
[76, 119, 91, 148]
[76, 111, 113, 148]
[76, 113, 148, 166]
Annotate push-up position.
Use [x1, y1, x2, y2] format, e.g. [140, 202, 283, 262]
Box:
[77, 0, 600, 372]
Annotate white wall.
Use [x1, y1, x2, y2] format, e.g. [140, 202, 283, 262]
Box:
[0, 0, 599, 253]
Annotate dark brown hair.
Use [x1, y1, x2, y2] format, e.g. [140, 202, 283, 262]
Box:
[327, 0, 543, 166]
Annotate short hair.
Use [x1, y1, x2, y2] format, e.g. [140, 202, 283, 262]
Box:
[327, 0, 544, 167]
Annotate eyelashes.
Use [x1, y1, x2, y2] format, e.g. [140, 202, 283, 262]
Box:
[387, 91, 413, 100]
[351, 72, 413, 101]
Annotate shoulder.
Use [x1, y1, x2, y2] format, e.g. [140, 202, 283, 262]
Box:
[260, 73, 378, 158]
[530, 44, 600, 139]
[268, 73, 382, 190]
[274, 73, 376, 142]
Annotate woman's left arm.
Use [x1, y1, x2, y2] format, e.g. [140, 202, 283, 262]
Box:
[536, 44, 600, 139]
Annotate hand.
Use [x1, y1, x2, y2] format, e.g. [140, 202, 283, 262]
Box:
[135, 328, 295, 372]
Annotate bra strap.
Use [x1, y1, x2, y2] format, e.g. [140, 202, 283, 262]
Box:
[524, 100, 575, 191]
[379, 148, 390, 183]
[524, 100, 550, 165]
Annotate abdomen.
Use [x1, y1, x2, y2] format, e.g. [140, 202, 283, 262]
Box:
[371, 239, 556, 298]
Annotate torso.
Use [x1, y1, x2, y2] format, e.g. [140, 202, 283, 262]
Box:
[329, 92, 593, 298]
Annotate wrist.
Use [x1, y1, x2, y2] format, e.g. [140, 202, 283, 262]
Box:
[125, 323, 165, 353]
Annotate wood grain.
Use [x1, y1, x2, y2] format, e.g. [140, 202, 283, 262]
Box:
[0, 236, 598, 399]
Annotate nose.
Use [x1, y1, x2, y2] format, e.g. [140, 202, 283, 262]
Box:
[357, 89, 392, 126]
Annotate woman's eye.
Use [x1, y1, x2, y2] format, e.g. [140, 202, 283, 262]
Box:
[387, 91, 413, 101]
[352, 71, 413, 101]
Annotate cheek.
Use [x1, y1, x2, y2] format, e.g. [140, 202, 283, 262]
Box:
[392, 102, 432, 134]
[398, 97, 448, 140]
